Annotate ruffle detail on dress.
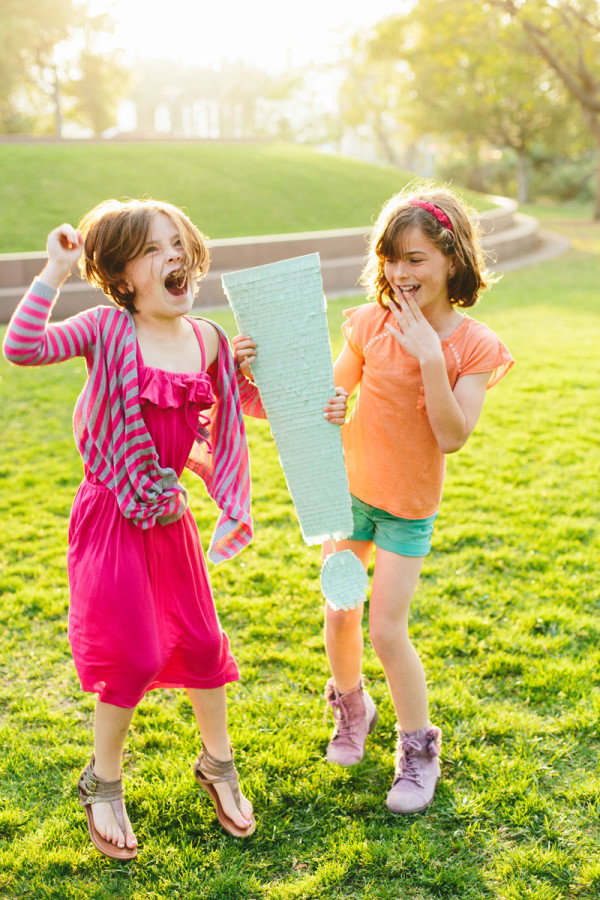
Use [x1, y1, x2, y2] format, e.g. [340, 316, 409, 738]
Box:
[139, 367, 214, 439]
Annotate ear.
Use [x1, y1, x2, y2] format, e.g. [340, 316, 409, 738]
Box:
[117, 282, 131, 295]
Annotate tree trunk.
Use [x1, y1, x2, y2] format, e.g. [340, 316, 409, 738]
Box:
[373, 116, 399, 168]
[516, 150, 529, 205]
[588, 115, 600, 221]
[595, 151, 600, 222]
[52, 67, 63, 138]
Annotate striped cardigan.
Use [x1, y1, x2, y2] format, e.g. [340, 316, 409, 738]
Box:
[3, 278, 252, 564]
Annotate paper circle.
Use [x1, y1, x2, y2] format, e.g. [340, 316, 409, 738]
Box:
[320, 550, 369, 611]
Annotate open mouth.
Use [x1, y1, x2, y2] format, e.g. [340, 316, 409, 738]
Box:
[390, 285, 420, 306]
[398, 284, 420, 297]
[164, 269, 189, 297]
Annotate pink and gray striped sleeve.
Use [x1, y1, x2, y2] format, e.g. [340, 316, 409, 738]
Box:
[3, 277, 95, 366]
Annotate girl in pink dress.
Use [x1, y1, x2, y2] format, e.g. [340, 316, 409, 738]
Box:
[3, 199, 256, 859]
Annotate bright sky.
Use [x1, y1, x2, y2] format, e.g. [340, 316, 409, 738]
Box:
[88, 0, 408, 71]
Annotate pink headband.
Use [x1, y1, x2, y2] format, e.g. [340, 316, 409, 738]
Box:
[408, 199, 453, 232]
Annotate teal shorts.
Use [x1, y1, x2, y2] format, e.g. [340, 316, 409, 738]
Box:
[349, 495, 437, 557]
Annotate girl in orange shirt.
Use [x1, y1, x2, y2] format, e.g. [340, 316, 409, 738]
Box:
[236, 185, 513, 815]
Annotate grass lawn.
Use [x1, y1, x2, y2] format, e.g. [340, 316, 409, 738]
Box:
[519, 201, 595, 223]
[520, 203, 600, 256]
[0, 141, 495, 253]
[0, 216, 599, 898]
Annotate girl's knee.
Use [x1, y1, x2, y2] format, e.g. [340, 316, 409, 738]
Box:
[325, 604, 363, 635]
[369, 620, 409, 660]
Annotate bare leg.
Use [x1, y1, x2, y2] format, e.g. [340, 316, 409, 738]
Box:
[92, 700, 138, 850]
[186, 686, 253, 830]
[368, 547, 429, 732]
[323, 539, 372, 692]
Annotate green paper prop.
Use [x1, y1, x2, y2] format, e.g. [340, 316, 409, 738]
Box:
[222, 254, 367, 610]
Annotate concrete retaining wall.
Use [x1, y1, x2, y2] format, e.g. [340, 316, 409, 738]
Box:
[0, 197, 540, 322]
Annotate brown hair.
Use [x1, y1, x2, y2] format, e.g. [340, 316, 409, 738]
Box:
[361, 183, 495, 309]
[78, 198, 210, 312]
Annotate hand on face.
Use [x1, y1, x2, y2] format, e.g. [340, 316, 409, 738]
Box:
[384, 291, 444, 365]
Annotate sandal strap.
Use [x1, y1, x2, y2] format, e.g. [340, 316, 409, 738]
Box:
[77, 754, 127, 834]
[194, 745, 241, 806]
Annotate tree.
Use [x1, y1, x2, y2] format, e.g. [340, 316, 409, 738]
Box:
[66, 48, 129, 136]
[490, 0, 600, 218]
[338, 31, 414, 167]
[349, 0, 580, 201]
[0, 0, 126, 135]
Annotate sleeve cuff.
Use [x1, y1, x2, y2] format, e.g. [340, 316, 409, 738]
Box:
[31, 277, 59, 302]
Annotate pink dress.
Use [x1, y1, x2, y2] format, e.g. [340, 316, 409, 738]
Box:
[67, 327, 239, 708]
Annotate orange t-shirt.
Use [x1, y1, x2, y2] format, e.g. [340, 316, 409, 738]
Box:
[341, 303, 514, 519]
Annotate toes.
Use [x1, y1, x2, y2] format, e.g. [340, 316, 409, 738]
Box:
[107, 821, 125, 848]
[124, 823, 138, 849]
[92, 803, 132, 848]
[214, 782, 252, 828]
[239, 795, 254, 820]
[122, 810, 138, 849]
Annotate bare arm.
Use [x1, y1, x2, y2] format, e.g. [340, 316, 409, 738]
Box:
[385, 295, 489, 453]
[332, 341, 363, 397]
[320, 341, 363, 425]
[420, 362, 490, 453]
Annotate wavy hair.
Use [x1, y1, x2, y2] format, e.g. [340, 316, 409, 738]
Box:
[361, 182, 495, 309]
[78, 198, 210, 313]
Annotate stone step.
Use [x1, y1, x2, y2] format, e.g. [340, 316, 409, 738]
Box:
[0, 253, 370, 315]
[478, 196, 519, 235]
[480, 212, 541, 265]
[0, 199, 565, 322]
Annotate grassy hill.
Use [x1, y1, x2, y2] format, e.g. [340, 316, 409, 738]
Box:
[0, 141, 493, 252]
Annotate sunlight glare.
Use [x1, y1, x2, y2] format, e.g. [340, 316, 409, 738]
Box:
[86, 0, 408, 71]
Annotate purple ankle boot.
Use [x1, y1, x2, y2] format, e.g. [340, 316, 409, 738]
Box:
[324, 677, 378, 766]
[386, 724, 442, 814]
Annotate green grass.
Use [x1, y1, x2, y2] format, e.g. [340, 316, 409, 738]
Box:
[519, 201, 595, 223]
[1, 217, 599, 898]
[0, 141, 495, 253]
[519, 204, 600, 256]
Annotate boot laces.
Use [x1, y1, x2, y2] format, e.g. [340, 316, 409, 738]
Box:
[325, 692, 360, 745]
[395, 737, 423, 787]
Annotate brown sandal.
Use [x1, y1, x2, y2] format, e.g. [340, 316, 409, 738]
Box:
[77, 754, 138, 860]
[193, 745, 256, 838]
